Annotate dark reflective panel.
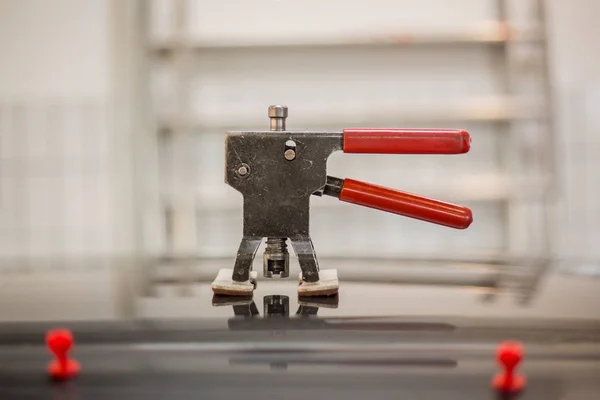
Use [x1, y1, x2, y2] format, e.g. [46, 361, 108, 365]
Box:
[0, 259, 599, 400]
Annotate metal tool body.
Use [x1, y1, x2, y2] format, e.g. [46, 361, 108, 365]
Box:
[212, 105, 473, 296]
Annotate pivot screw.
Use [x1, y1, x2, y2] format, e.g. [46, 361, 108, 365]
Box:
[235, 163, 250, 178]
[284, 149, 296, 161]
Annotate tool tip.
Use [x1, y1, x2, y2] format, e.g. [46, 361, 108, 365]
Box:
[459, 130, 471, 153]
[268, 105, 288, 118]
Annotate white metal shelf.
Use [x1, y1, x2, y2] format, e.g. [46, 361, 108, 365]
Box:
[150, 22, 543, 54]
[155, 252, 515, 266]
[138, 0, 556, 263]
[161, 173, 551, 211]
[158, 96, 545, 133]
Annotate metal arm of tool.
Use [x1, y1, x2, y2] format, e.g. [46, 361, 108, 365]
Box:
[322, 176, 473, 229]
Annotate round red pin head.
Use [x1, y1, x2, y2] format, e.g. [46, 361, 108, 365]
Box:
[46, 328, 80, 380]
[492, 341, 526, 392]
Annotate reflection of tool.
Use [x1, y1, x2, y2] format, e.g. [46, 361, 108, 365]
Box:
[212, 105, 473, 297]
[212, 294, 339, 322]
[263, 295, 290, 318]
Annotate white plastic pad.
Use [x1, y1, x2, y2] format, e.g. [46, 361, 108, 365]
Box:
[211, 269, 257, 296]
[298, 269, 339, 296]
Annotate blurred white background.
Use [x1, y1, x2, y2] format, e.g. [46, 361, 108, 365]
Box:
[0, 0, 598, 274]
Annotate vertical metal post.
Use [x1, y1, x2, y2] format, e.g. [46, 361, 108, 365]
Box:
[533, 0, 555, 261]
[168, 0, 198, 255]
[493, 0, 517, 256]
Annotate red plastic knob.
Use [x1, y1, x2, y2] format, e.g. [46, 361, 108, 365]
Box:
[492, 341, 526, 392]
[46, 328, 80, 380]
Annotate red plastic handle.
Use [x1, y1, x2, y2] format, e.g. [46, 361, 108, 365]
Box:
[339, 178, 473, 229]
[343, 128, 471, 154]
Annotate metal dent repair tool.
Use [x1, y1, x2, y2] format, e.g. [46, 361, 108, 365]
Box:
[212, 105, 473, 297]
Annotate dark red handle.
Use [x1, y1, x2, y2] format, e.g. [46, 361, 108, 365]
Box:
[343, 128, 471, 154]
[339, 178, 473, 229]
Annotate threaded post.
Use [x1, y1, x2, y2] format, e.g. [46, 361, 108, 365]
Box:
[263, 237, 290, 278]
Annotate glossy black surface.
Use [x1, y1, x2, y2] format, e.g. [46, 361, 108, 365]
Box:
[0, 260, 599, 399]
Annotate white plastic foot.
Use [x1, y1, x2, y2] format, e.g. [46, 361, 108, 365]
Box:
[212, 269, 257, 296]
[298, 269, 339, 296]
